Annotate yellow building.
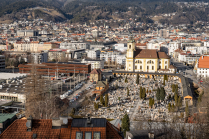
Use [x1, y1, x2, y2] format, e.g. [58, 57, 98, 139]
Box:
[125, 38, 171, 72]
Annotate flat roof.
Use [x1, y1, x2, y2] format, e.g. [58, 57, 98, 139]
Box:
[0, 73, 27, 80]
[0, 113, 16, 123]
[0, 99, 13, 107]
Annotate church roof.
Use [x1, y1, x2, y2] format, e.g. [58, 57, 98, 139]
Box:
[134, 49, 170, 59]
[134, 49, 158, 59]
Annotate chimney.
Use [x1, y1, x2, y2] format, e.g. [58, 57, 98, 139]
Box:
[26, 115, 32, 132]
[202, 56, 204, 59]
[87, 116, 91, 124]
[52, 117, 69, 129]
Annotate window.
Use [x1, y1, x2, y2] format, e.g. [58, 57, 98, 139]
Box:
[135, 65, 137, 69]
[94, 132, 101, 139]
[147, 66, 149, 70]
[76, 132, 83, 139]
[140, 66, 142, 70]
[129, 45, 131, 49]
[165, 66, 167, 69]
[85, 132, 92, 139]
[152, 66, 154, 70]
[159, 66, 161, 69]
[165, 61, 167, 64]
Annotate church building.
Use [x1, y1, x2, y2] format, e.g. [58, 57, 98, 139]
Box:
[125, 38, 171, 72]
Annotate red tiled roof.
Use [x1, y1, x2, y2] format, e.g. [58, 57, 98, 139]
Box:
[198, 55, 209, 69]
[90, 69, 102, 74]
[158, 52, 171, 59]
[0, 118, 122, 139]
[0, 119, 63, 139]
[134, 49, 158, 59]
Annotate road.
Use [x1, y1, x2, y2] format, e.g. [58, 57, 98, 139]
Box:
[171, 58, 207, 88]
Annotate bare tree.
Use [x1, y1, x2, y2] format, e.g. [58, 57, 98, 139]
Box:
[24, 65, 68, 119]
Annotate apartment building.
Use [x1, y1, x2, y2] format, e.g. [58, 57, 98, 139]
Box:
[60, 42, 90, 49]
[0, 55, 5, 69]
[81, 59, 104, 70]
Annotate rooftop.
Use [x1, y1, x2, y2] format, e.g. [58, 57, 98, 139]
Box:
[0, 113, 16, 123]
[0, 73, 27, 80]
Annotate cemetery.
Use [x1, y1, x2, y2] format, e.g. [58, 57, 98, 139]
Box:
[78, 74, 187, 122]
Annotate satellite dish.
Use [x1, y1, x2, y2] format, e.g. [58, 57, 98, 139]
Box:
[63, 118, 68, 124]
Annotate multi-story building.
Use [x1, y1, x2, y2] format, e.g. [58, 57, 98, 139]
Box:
[168, 41, 181, 56]
[92, 29, 99, 38]
[31, 52, 48, 64]
[159, 29, 169, 38]
[116, 55, 126, 65]
[125, 38, 171, 72]
[0, 55, 5, 69]
[48, 49, 67, 62]
[16, 30, 38, 37]
[60, 42, 90, 50]
[196, 55, 209, 78]
[18, 62, 91, 75]
[81, 59, 104, 70]
[13, 42, 58, 52]
[100, 50, 122, 63]
[86, 50, 100, 59]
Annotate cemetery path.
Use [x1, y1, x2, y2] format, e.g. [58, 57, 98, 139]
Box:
[130, 100, 141, 121]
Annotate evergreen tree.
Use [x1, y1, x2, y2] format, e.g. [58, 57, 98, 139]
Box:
[156, 87, 161, 101]
[142, 87, 146, 99]
[152, 98, 154, 107]
[136, 74, 139, 84]
[172, 84, 175, 92]
[149, 98, 152, 107]
[185, 101, 189, 117]
[125, 76, 128, 83]
[168, 103, 171, 112]
[100, 95, 105, 106]
[174, 92, 178, 105]
[139, 86, 143, 99]
[94, 102, 99, 110]
[172, 103, 175, 112]
[177, 96, 182, 108]
[105, 93, 109, 107]
[127, 87, 129, 97]
[71, 108, 75, 116]
[121, 113, 130, 136]
[160, 87, 165, 101]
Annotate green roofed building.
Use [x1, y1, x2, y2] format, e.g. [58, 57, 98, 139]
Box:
[0, 113, 17, 134]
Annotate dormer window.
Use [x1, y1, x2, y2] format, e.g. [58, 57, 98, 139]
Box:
[76, 132, 83, 139]
[129, 45, 131, 49]
[94, 132, 101, 139]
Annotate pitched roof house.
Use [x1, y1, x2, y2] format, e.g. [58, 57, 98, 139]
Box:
[0, 117, 123, 139]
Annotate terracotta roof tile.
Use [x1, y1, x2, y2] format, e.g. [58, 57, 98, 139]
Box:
[90, 69, 102, 74]
[134, 49, 158, 59]
[198, 55, 209, 69]
[158, 52, 171, 59]
[0, 118, 122, 139]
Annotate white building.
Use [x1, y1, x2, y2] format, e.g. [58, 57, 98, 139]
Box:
[113, 43, 127, 52]
[81, 59, 104, 70]
[185, 46, 208, 55]
[116, 55, 126, 65]
[196, 55, 209, 78]
[60, 42, 90, 50]
[31, 52, 48, 64]
[100, 51, 121, 63]
[86, 50, 100, 59]
[168, 41, 181, 55]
